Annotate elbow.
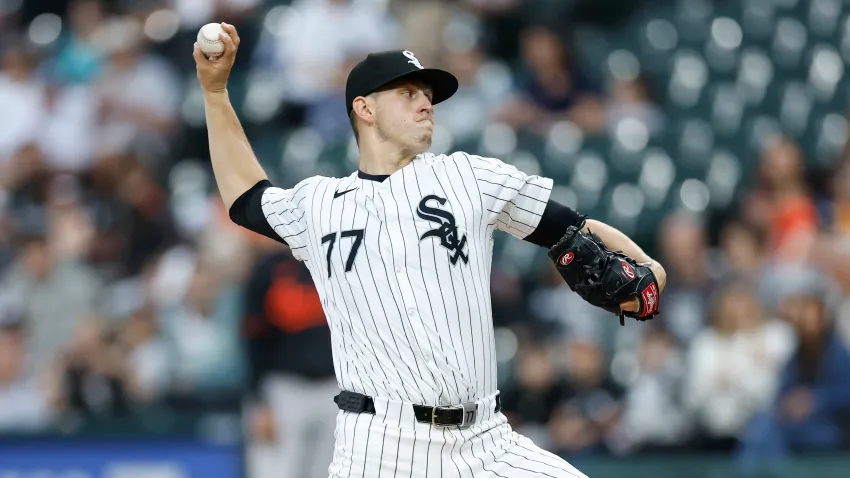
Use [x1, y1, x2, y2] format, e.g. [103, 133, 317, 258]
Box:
[222, 192, 240, 214]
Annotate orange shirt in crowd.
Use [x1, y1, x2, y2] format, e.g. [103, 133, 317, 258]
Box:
[768, 194, 819, 261]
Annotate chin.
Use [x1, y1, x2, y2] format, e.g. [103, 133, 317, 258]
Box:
[418, 133, 434, 150]
[404, 138, 431, 155]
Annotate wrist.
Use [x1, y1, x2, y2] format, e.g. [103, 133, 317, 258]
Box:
[648, 261, 667, 291]
[203, 88, 229, 100]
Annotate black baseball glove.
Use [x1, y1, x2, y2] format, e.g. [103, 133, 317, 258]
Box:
[548, 225, 660, 325]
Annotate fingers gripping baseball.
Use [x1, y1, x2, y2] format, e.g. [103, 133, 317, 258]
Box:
[194, 22, 239, 94]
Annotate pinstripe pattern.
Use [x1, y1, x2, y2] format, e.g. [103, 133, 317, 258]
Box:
[259, 152, 585, 477]
[328, 396, 588, 478]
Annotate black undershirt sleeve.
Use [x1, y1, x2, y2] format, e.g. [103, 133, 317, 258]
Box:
[229, 179, 288, 245]
[523, 199, 586, 248]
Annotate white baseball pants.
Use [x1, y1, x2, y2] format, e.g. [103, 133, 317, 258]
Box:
[327, 392, 589, 478]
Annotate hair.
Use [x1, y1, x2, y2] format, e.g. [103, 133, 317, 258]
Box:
[721, 217, 767, 250]
[349, 109, 360, 145]
[705, 275, 759, 334]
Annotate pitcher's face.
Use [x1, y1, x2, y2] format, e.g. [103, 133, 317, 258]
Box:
[373, 80, 435, 155]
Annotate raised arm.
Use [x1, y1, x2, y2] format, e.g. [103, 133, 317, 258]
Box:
[193, 23, 268, 210]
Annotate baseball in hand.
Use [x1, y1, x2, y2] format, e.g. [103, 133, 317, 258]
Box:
[197, 23, 225, 59]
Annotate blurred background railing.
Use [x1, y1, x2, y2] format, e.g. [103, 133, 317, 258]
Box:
[3, 0, 850, 477]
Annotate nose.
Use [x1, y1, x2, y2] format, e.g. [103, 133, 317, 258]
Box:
[418, 95, 433, 117]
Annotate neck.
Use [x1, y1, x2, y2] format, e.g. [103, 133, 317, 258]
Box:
[357, 138, 418, 175]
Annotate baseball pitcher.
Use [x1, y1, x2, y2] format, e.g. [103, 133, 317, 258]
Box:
[195, 23, 667, 478]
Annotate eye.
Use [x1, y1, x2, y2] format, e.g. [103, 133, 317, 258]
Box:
[401, 89, 412, 97]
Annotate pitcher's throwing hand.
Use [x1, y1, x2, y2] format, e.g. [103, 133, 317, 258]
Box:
[193, 22, 240, 94]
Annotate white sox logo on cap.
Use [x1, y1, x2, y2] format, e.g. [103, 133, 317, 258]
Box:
[403, 50, 424, 69]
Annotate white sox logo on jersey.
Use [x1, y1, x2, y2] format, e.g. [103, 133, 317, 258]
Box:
[416, 195, 468, 265]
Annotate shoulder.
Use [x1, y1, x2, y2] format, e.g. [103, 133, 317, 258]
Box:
[259, 175, 344, 215]
[270, 174, 342, 196]
[762, 321, 797, 360]
[424, 151, 509, 170]
[689, 330, 723, 355]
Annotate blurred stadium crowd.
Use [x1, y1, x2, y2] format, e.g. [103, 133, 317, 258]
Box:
[3, 0, 850, 474]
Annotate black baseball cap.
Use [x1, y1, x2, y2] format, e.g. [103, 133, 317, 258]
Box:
[345, 50, 459, 115]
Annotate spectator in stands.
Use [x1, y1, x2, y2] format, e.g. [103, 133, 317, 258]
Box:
[614, 325, 691, 454]
[813, 161, 850, 347]
[528, 263, 610, 345]
[159, 258, 244, 393]
[604, 74, 664, 139]
[655, 211, 716, 345]
[252, 0, 398, 128]
[717, 219, 768, 282]
[304, 56, 360, 141]
[742, 136, 819, 265]
[0, 215, 102, 370]
[120, 303, 171, 404]
[49, 0, 106, 85]
[549, 340, 624, 457]
[391, 0, 452, 67]
[0, 40, 47, 165]
[490, 264, 527, 329]
[494, 23, 604, 136]
[0, 301, 57, 431]
[85, 158, 178, 279]
[737, 267, 850, 470]
[684, 279, 794, 452]
[56, 314, 130, 418]
[38, 75, 100, 173]
[3, 143, 50, 226]
[44, 174, 94, 263]
[92, 16, 181, 166]
[501, 340, 570, 447]
[439, 46, 511, 144]
[242, 246, 336, 478]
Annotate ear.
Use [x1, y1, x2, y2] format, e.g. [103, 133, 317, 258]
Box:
[352, 96, 376, 126]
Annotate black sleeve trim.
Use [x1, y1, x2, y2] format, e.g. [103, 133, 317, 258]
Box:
[229, 180, 287, 245]
[523, 200, 586, 248]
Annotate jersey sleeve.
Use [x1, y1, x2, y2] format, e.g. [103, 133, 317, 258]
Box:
[260, 184, 311, 261]
[465, 154, 553, 239]
[229, 178, 312, 262]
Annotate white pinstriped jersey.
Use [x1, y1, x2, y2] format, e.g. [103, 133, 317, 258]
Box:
[260, 152, 552, 406]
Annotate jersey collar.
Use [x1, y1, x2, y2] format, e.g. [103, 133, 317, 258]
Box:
[356, 154, 428, 183]
[357, 170, 390, 182]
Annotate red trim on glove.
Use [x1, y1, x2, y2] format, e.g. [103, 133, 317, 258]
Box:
[639, 282, 659, 317]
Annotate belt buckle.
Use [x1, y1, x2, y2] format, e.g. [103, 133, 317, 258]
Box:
[431, 403, 477, 428]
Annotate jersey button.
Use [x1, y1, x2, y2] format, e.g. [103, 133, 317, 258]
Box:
[389, 222, 398, 230]
[395, 266, 402, 274]
[407, 307, 416, 317]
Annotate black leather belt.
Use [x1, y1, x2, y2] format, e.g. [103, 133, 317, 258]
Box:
[334, 391, 501, 427]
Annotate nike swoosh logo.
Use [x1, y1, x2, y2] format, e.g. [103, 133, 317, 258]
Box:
[333, 188, 357, 199]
